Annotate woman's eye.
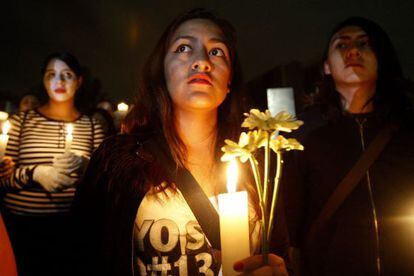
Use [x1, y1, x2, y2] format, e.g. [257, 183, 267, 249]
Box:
[45, 72, 55, 79]
[174, 45, 191, 53]
[210, 48, 225, 57]
[336, 42, 348, 50]
[64, 72, 74, 80]
[357, 40, 370, 48]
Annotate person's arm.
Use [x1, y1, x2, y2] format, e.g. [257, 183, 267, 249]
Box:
[0, 214, 18, 276]
[0, 113, 36, 190]
[92, 118, 105, 151]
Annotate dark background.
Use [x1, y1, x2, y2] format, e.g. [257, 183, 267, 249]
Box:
[1, 0, 414, 107]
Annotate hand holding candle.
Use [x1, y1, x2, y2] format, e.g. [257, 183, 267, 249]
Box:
[65, 123, 73, 154]
[0, 121, 11, 161]
[218, 160, 250, 276]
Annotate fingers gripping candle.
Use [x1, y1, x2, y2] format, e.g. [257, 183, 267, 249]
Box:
[0, 120, 11, 160]
[65, 123, 73, 154]
[218, 160, 250, 276]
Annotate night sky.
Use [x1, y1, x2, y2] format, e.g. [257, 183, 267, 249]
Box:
[2, 0, 414, 103]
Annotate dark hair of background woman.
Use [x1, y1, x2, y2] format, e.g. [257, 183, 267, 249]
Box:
[313, 16, 412, 120]
[123, 8, 245, 168]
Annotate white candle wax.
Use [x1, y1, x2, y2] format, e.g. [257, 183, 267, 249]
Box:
[0, 120, 11, 160]
[218, 191, 250, 276]
[219, 160, 250, 276]
[65, 124, 73, 154]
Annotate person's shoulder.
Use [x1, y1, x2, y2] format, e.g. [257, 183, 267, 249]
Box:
[93, 132, 162, 162]
[294, 108, 329, 143]
[95, 134, 142, 155]
[8, 109, 37, 123]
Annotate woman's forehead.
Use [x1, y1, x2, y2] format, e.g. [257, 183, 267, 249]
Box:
[170, 19, 226, 42]
[331, 25, 368, 42]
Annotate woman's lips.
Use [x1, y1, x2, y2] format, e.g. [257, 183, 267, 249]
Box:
[188, 74, 212, 85]
[345, 62, 363, 68]
[54, 88, 66, 93]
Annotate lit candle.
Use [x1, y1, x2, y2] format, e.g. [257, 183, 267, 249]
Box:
[0, 120, 11, 160]
[65, 123, 73, 154]
[218, 160, 250, 276]
[114, 102, 129, 130]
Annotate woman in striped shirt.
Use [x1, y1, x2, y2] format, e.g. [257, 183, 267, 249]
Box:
[0, 52, 105, 276]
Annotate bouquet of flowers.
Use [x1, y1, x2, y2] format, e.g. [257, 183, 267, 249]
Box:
[221, 109, 304, 263]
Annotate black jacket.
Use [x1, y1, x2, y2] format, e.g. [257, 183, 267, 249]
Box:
[283, 109, 414, 275]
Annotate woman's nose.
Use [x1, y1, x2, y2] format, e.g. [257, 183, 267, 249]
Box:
[191, 51, 212, 72]
[346, 44, 362, 59]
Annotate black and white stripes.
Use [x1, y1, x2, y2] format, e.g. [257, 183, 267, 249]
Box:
[1, 110, 104, 216]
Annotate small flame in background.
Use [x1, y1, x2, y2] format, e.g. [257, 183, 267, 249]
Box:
[117, 102, 129, 112]
[66, 123, 73, 136]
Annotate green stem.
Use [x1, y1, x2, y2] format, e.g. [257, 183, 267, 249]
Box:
[263, 132, 270, 206]
[248, 156, 263, 202]
[248, 156, 268, 265]
[268, 151, 283, 242]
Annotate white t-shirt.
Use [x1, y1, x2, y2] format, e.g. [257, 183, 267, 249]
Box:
[134, 185, 260, 276]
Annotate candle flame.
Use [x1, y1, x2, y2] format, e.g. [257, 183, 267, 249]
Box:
[117, 102, 129, 112]
[226, 160, 238, 193]
[2, 120, 10, 134]
[66, 123, 73, 135]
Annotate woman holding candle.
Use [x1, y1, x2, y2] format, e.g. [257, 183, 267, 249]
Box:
[73, 8, 288, 276]
[283, 17, 414, 275]
[0, 52, 105, 276]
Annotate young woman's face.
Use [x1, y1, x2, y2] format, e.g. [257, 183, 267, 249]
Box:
[43, 59, 82, 103]
[164, 19, 232, 113]
[324, 25, 378, 87]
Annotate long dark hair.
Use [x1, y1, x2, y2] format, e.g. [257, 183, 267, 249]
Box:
[313, 17, 410, 120]
[123, 8, 245, 168]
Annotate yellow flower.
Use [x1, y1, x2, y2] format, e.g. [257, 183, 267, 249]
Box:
[221, 130, 267, 163]
[242, 109, 304, 132]
[269, 135, 304, 153]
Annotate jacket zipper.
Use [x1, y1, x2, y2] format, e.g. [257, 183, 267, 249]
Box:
[357, 118, 382, 276]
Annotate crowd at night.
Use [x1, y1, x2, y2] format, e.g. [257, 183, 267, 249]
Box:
[1, 2, 414, 276]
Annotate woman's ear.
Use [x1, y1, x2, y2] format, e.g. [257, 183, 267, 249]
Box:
[323, 61, 331, 75]
[77, 76, 83, 90]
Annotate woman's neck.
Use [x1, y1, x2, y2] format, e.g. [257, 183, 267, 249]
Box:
[38, 100, 80, 121]
[336, 82, 376, 114]
[175, 109, 218, 153]
[175, 108, 218, 196]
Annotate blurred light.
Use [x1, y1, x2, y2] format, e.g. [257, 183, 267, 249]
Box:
[0, 111, 8, 121]
[117, 102, 129, 112]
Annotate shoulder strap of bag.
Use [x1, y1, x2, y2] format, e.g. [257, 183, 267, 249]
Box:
[143, 136, 222, 250]
[175, 167, 222, 250]
[307, 120, 400, 244]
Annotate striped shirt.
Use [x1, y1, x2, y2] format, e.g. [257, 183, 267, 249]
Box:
[1, 109, 105, 216]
